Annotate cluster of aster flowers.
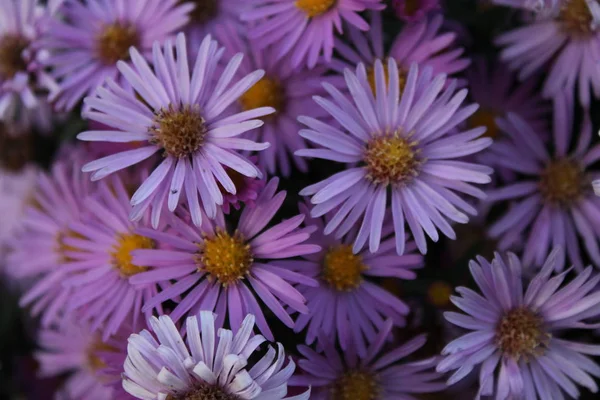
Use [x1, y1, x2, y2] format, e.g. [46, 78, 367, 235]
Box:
[2, 0, 600, 399]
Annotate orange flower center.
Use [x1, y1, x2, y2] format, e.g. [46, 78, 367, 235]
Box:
[559, 0, 596, 36]
[321, 245, 366, 291]
[295, 0, 336, 17]
[96, 22, 140, 65]
[198, 230, 253, 286]
[239, 77, 284, 114]
[111, 234, 154, 277]
[366, 62, 408, 95]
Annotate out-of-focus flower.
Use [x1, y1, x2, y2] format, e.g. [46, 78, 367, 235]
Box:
[294, 320, 446, 399]
[297, 59, 492, 255]
[487, 93, 600, 269]
[392, 0, 442, 22]
[131, 178, 320, 340]
[242, 0, 386, 68]
[78, 33, 272, 228]
[181, 0, 249, 36]
[122, 311, 309, 399]
[36, 0, 193, 111]
[439, 248, 600, 399]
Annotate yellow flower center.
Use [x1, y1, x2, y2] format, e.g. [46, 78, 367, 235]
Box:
[496, 307, 549, 360]
[468, 108, 499, 139]
[56, 230, 84, 262]
[539, 159, 586, 205]
[0, 34, 29, 79]
[366, 62, 408, 95]
[364, 133, 420, 186]
[186, 0, 220, 24]
[150, 104, 208, 158]
[199, 230, 253, 286]
[321, 245, 367, 291]
[111, 234, 154, 277]
[427, 281, 453, 307]
[86, 339, 119, 372]
[331, 371, 379, 400]
[96, 22, 140, 65]
[295, 0, 336, 17]
[559, 0, 596, 36]
[239, 77, 284, 114]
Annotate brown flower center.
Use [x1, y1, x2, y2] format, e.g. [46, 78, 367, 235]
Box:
[150, 104, 208, 158]
[96, 22, 140, 65]
[186, 0, 220, 24]
[322, 245, 367, 291]
[468, 108, 499, 139]
[401, 0, 425, 16]
[427, 281, 453, 307]
[364, 133, 420, 186]
[295, 0, 336, 17]
[239, 77, 284, 114]
[198, 230, 253, 286]
[111, 234, 154, 277]
[331, 371, 379, 400]
[559, 0, 597, 36]
[366, 62, 408, 95]
[168, 384, 240, 400]
[539, 159, 586, 205]
[0, 34, 29, 79]
[496, 307, 549, 360]
[0, 128, 33, 172]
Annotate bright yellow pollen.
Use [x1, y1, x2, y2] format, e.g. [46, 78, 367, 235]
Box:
[496, 307, 549, 360]
[427, 281, 452, 307]
[150, 104, 208, 158]
[321, 245, 367, 291]
[364, 132, 420, 186]
[295, 0, 336, 17]
[87, 340, 119, 372]
[366, 62, 408, 95]
[111, 234, 154, 277]
[96, 23, 140, 65]
[331, 371, 379, 400]
[199, 230, 253, 286]
[468, 108, 499, 139]
[539, 159, 586, 205]
[0, 34, 29, 79]
[239, 77, 284, 113]
[559, 0, 596, 36]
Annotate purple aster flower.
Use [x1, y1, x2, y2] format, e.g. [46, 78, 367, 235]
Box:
[242, 0, 386, 69]
[496, 0, 600, 106]
[293, 320, 446, 399]
[214, 22, 335, 177]
[35, 318, 128, 400]
[487, 93, 600, 269]
[131, 178, 319, 340]
[36, 0, 193, 111]
[122, 311, 310, 399]
[438, 248, 600, 399]
[332, 13, 470, 89]
[284, 203, 423, 356]
[297, 59, 493, 255]
[78, 33, 272, 228]
[392, 0, 442, 22]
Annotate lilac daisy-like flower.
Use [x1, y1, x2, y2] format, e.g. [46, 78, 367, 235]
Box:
[392, 0, 442, 22]
[78, 33, 272, 228]
[35, 318, 128, 400]
[496, 0, 600, 106]
[284, 203, 423, 356]
[487, 93, 600, 269]
[122, 311, 309, 400]
[297, 59, 493, 255]
[438, 249, 600, 399]
[333, 13, 470, 90]
[294, 320, 446, 399]
[242, 0, 386, 69]
[37, 0, 193, 111]
[131, 178, 319, 340]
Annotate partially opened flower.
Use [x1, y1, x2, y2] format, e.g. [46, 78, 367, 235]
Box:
[285, 203, 423, 356]
[392, 0, 442, 22]
[78, 33, 272, 227]
[36, 0, 193, 111]
[294, 320, 446, 399]
[333, 13, 470, 89]
[242, 0, 386, 68]
[122, 311, 309, 400]
[131, 178, 319, 340]
[297, 59, 493, 255]
[496, 0, 600, 106]
[487, 93, 600, 269]
[438, 248, 600, 399]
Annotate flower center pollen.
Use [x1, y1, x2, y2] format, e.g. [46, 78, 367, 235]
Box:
[559, 0, 597, 36]
[295, 0, 336, 17]
[187, 0, 220, 24]
[539, 159, 586, 204]
[331, 371, 379, 400]
[170, 383, 241, 400]
[0, 34, 29, 79]
[240, 77, 284, 113]
[322, 245, 367, 291]
[364, 133, 420, 186]
[111, 234, 154, 277]
[199, 230, 253, 286]
[96, 23, 140, 65]
[496, 307, 549, 360]
[150, 104, 208, 158]
[366, 62, 408, 95]
[468, 108, 499, 139]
